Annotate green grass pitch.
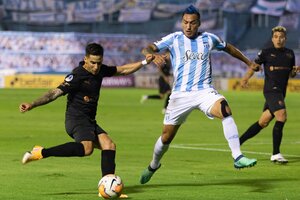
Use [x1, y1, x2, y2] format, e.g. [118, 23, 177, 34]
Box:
[0, 88, 299, 200]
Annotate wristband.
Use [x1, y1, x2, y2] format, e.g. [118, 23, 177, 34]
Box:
[141, 59, 147, 66]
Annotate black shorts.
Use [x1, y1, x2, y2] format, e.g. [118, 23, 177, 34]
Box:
[65, 117, 107, 143]
[158, 76, 171, 94]
[263, 92, 286, 113]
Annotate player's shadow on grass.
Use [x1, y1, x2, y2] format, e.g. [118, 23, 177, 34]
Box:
[124, 177, 299, 194]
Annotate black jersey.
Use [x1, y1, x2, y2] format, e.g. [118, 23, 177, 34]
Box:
[58, 61, 116, 119]
[255, 47, 295, 96]
[161, 63, 171, 76]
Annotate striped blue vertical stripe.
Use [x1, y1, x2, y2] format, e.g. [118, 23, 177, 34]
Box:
[174, 35, 185, 91]
[186, 39, 198, 91]
[198, 34, 209, 89]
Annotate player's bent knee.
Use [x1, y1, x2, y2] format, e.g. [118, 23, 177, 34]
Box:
[259, 121, 269, 128]
[220, 100, 232, 118]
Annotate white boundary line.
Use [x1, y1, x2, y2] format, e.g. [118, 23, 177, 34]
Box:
[171, 144, 300, 158]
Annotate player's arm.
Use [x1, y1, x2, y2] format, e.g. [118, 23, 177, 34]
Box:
[19, 88, 64, 113]
[142, 44, 166, 69]
[240, 68, 256, 88]
[115, 54, 155, 76]
[224, 43, 261, 71]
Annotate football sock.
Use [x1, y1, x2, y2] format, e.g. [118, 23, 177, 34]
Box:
[273, 121, 285, 155]
[164, 93, 171, 108]
[101, 150, 116, 177]
[150, 136, 169, 169]
[42, 142, 85, 158]
[239, 121, 263, 145]
[147, 95, 161, 99]
[222, 116, 242, 159]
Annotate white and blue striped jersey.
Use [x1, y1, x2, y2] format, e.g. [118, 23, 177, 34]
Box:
[154, 31, 226, 92]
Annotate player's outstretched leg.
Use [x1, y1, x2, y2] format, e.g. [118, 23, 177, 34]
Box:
[140, 164, 161, 184]
[22, 145, 44, 164]
[234, 155, 257, 169]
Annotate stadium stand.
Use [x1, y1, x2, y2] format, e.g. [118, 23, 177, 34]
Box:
[0, 0, 299, 79]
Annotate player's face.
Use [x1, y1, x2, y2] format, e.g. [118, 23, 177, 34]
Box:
[181, 14, 200, 39]
[84, 54, 103, 75]
[272, 31, 286, 49]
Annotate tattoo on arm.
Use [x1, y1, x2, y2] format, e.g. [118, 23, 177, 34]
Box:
[31, 88, 63, 108]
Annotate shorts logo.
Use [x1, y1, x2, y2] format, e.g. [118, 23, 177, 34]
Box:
[278, 100, 284, 106]
[83, 96, 90, 102]
[65, 74, 74, 82]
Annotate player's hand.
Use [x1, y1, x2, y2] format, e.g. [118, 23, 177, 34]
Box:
[145, 54, 155, 64]
[19, 103, 32, 113]
[152, 54, 166, 69]
[293, 66, 300, 73]
[240, 79, 249, 88]
[250, 62, 261, 72]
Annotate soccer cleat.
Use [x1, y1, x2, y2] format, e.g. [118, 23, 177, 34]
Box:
[22, 145, 44, 164]
[140, 95, 148, 104]
[140, 164, 161, 184]
[234, 155, 257, 169]
[271, 153, 288, 164]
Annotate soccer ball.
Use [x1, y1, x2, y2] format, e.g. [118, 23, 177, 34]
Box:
[98, 174, 123, 199]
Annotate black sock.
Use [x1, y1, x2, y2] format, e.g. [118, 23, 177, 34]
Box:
[147, 95, 161, 99]
[101, 150, 116, 177]
[42, 142, 85, 158]
[164, 93, 171, 108]
[273, 121, 285, 155]
[239, 121, 263, 145]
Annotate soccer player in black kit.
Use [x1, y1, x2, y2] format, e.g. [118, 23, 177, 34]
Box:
[140, 52, 172, 114]
[239, 26, 299, 164]
[19, 43, 154, 192]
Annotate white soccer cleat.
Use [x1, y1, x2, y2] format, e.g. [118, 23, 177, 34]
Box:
[140, 95, 148, 104]
[271, 153, 288, 164]
[22, 145, 44, 164]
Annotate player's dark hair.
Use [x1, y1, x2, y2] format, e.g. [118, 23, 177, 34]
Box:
[182, 5, 201, 21]
[86, 43, 104, 56]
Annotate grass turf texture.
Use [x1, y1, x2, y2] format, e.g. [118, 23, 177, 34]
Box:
[0, 88, 299, 200]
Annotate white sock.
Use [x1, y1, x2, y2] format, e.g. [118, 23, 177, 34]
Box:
[150, 136, 169, 169]
[222, 116, 242, 160]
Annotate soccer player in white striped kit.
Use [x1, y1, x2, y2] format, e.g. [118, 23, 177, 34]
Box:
[140, 5, 260, 184]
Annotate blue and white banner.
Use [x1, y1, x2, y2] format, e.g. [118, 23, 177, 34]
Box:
[251, 0, 287, 16]
[2, 0, 65, 11]
[118, 8, 152, 22]
[286, 0, 300, 13]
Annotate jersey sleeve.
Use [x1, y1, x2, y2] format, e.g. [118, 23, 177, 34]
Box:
[254, 49, 265, 65]
[208, 33, 226, 51]
[154, 32, 176, 52]
[101, 65, 117, 77]
[291, 50, 295, 67]
[57, 73, 81, 94]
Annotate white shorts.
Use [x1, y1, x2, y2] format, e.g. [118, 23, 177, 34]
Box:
[164, 88, 225, 125]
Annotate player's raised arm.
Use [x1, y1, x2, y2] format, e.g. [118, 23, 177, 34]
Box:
[19, 88, 64, 113]
[224, 43, 261, 71]
[115, 54, 155, 76]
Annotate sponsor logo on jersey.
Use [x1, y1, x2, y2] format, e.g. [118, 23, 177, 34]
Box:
[182, 50, 205, 62]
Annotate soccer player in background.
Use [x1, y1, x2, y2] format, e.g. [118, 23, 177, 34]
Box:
[140, 52, 172, 114]
[139, 5, 260, 184]
[19, 43, 154, 191]
[239, 26, 299, 164]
